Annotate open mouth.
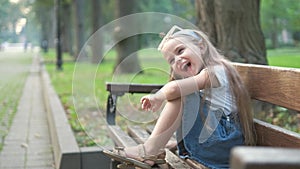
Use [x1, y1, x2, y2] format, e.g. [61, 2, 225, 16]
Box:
[181, 61, 191, 71]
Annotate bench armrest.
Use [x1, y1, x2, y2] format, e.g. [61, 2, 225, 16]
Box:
[106, 82, 163, 94]
[105, 82, 163, 125]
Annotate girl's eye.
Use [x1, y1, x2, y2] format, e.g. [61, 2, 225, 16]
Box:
[177, 47, 184, 54]
[169, 58, 175, 64]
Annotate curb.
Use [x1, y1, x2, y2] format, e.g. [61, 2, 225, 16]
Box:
[40, 59, 110, 169]
[40, 62, 80, 169]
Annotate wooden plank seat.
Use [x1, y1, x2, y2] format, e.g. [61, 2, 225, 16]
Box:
[107, 125, 192, 168]
[105, 63, 300, 169]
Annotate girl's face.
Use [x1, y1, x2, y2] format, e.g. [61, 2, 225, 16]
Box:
[161, 38, 203, 78]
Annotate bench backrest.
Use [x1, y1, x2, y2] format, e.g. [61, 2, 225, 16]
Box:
[234, 63, 300, 111]
[234, 63, 300, 147]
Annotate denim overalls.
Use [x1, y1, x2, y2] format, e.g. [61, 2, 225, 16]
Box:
[176, 67, 244, 169]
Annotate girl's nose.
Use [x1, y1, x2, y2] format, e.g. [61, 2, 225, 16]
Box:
[174, 56, 182, 63]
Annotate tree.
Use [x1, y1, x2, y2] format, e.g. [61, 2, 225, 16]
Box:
[61, 0, 73, 54]
[33, 0, 55, 49]
[0, 0, 12, 42]
[195, 0, 270, 115]
[74, 0, 85, 60]
[55, 0, 62, 70]
[0, 0, 23, 43]
[260, 0, 300, 48]
[114, 0, 142, 74]
[90, 0, 104, 64]
[195, 0, 267, 64]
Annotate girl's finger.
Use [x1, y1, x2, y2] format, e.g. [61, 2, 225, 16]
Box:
[140, 97, 146, 104]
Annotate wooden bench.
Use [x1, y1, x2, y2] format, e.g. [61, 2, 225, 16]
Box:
[105, 63, 300, 169]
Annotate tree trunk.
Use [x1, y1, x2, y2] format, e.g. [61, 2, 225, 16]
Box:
[91, 0, 103, 64]
[38, 5, 54, 51]
[195, 0, 217, 44]
[61, 2, 72, 54]
[114, 0, 142, 74]
[195, 0, 270, 114]
[196, 0, 267, 64]
[74, 0, 85, 60]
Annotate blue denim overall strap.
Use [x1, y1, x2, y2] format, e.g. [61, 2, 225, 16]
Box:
[176, 92, 244, 169]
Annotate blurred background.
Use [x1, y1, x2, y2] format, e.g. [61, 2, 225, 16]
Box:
[0, 0, 299, 148]
[1, 0, 299, 59]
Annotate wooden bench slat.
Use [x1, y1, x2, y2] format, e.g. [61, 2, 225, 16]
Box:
[107, 125, 137, 147]
[106, 82, 163, 94]
[231, 146, 300, 169]
[234, 63, 300, 111]
[185, 159, 208, 169]
[145, 125, 155, 133]
[128, 125, 178, 147]
[164, 149, 194, 169]
[128, 125, 201, 169]
[127, 125, 150, 144]
[254, 119, 300, 147]
[127, 126, 169, 169]
[145, 125, 177, 144]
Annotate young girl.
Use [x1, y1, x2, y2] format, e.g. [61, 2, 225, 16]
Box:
[104, 26, 256, 169]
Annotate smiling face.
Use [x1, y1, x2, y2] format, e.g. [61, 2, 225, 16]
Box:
[161, 38, 204, 79]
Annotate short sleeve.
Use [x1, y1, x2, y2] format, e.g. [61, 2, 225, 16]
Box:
[213, 65, 228, 87]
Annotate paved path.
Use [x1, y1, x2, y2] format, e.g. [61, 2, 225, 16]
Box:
[0, 52, 55, 169]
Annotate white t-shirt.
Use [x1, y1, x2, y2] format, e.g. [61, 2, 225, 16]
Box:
[200, 65, 236, 115]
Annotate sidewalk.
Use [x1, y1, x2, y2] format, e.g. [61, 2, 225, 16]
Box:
[0, 53, 55, 169]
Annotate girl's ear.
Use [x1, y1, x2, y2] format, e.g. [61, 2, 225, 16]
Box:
[198, 42, 207, 55]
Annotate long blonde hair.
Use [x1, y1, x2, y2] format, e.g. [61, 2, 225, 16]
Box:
[168, 30, 256, 146]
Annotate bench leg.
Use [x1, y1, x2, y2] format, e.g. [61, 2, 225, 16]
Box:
[107, 94, 117, 125]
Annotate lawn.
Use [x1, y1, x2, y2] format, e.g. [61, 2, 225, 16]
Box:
[44, 47, 300, 147]
[267, 47, 300, 68]
[44, 49, 170, 146]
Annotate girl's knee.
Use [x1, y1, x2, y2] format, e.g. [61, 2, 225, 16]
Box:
[168, 97, 181, 103]
[164, 98, 182, 111]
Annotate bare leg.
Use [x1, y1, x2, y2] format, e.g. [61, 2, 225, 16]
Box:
[125, 98, 182, 159]
[144, 97, 182, 154]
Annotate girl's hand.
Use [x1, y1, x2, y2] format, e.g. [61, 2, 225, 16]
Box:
[140, 94, 163, 112]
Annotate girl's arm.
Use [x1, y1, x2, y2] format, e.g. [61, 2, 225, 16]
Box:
[141, 69, 212, 111]
[161, 69, 211, 101]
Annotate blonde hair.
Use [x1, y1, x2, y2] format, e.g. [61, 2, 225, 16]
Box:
[168, 30, 256, 146]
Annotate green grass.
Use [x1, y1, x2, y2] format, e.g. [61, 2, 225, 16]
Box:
[44, 47, 300, 147]
[267, 47, 300, 68]
[44, 49, 170, 147]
